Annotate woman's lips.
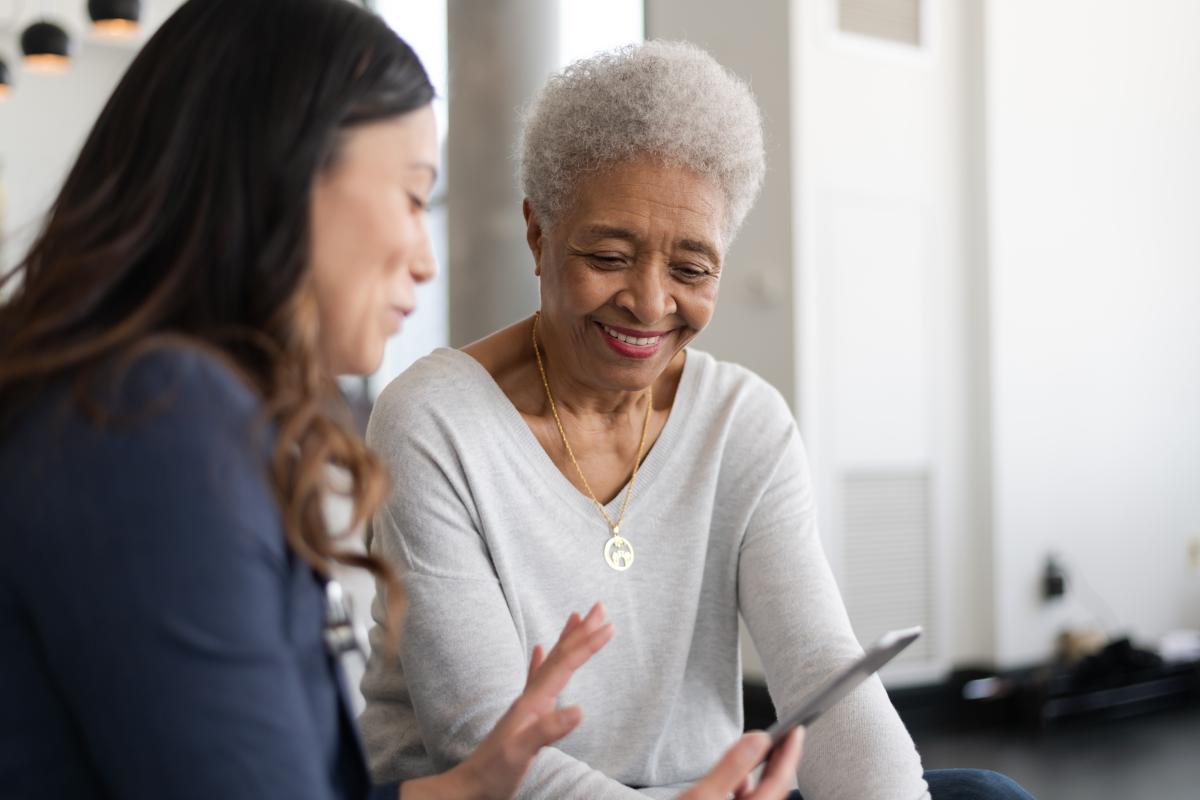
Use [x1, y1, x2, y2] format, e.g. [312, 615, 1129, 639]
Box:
[387, 305, 413, 334]
[594, 321, 669, 359]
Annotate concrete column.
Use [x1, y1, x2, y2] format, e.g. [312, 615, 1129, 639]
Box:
[446, 0, 561, 346]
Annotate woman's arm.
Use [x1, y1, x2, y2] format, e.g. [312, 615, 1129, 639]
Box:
[737, 423, 930, 800]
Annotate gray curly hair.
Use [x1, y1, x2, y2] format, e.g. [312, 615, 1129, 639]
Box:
[518, 40, 766, 247]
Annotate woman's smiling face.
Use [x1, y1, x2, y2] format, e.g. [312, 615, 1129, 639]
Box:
[528, 157, 727, 393]
[309, 104, 439, 376]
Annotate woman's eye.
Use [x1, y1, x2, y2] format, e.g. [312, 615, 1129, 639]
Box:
[589, 255, 627, 268]
[408, 193, 429, 213]
[675, 266, 710, 281]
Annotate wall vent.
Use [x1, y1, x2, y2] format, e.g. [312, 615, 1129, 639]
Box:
[841, 469, 934, 665]
[838, 0, 922, 47]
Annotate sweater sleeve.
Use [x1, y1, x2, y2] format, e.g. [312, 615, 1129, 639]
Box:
[16, 352, 349, 800]
[359, 380, 647, 799]
[737, 405, 930, 800]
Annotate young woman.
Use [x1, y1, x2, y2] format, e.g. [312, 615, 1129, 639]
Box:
[0, 1, 801, 799]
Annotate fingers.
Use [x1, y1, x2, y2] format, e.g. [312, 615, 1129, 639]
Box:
[525, 644, 545, 689]
[524, 606, 593, 689]
[501, 603, 612, 747]
[527, 604, 589, 686]
[524, 603, 614, 700]
[732, 773, 756, 799]
[452, 703, 585, 800]
[460, 607, 608, 800]
[510, 704, 584, 760]
[745, 728, 804, 799]
[543, 606, 605, 673]
[686, 729, 804, 800]
[688, 731, 773, 797]
[555, 603, 607, 661]
[559, 611, 583, 639]
[525, 622, 613, 703]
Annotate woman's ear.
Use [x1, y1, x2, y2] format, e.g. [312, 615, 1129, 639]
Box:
[523, 199, 543, 276]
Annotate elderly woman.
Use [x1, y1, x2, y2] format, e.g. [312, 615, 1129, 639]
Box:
[360, 42, 1032, 800]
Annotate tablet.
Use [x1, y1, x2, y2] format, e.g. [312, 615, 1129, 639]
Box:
[765, 626, 922, 743]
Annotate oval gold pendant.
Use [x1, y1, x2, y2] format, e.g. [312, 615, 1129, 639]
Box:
[604, 535, 635, 571]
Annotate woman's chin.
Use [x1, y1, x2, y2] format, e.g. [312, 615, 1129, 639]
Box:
[332, 344, 386, 378]
[584, 356, 671, 393]
[362, 349, 388, 377]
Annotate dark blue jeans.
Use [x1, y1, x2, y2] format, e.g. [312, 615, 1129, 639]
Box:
[787, 769, 1035, 799]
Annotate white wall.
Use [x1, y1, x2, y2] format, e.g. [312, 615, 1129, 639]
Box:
[0, 1, 187, 273]
[986, 0, 1200, 666]
[369, 0, 452, 393]
[792, 0, 991, 679]
[0, 42, 128, 272]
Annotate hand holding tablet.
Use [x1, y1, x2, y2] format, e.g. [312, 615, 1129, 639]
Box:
[766, 626, 923, 744]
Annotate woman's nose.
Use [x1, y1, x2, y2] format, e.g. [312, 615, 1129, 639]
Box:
[410, 226, 438, 284]
[615, 263, 674, 323]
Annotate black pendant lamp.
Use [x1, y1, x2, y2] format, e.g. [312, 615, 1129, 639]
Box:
[21, 20, 73, 73]
[88, 0, 141, 37]
[0, 57, 11, 99]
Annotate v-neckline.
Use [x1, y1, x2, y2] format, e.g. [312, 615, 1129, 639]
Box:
[448, 347, 698, 531]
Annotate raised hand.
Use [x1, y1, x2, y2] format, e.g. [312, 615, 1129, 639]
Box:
[400, 603, 614, 800]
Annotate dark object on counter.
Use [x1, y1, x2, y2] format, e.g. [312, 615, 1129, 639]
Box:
[1022, 637, 1197, 726]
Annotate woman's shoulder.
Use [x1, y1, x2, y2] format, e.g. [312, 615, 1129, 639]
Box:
[369, 347, 496, 432]
[1, 345, 270, 514]
[685, 348, 794, 426]
[122, 344, 263, 417]
[93, 345, 269, 455]
[678, 350, 803, 484]
[5, 344, 263, 451]
[1, 344, 281, 559]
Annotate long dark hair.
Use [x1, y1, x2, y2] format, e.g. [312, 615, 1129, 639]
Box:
[0, 0, 434, 628]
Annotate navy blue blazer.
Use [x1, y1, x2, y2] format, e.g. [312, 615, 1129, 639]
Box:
[0, 349, 399, 799]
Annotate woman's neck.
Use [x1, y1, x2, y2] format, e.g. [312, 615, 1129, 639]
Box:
[541, 358, 647, 425]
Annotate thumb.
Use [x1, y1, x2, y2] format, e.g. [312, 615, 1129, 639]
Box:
[690, 732, 772, 796]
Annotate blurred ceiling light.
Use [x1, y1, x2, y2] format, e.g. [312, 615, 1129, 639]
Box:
[0, 57, 11, 99]
[21, 20, 72, 73]
[88, 0, 141, 37]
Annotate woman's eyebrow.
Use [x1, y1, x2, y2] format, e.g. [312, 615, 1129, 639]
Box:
[678, 238, 720, 264]
[582, 224, 639, 243]
[409, 161, 439, 183]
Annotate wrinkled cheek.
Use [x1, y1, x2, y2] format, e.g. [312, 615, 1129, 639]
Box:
[547, 260, 599, 309]
[684, 295, 718, 336]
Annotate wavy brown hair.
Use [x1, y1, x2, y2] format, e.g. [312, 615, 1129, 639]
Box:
[0, 0, 434, 640]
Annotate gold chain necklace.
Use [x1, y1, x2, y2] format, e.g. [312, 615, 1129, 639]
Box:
[531, 312, 652, 571]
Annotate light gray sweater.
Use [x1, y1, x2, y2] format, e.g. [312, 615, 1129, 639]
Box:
[359, 347, 929, 800]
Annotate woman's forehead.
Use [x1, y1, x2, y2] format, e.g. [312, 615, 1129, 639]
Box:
[561, 167, 724, 252]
